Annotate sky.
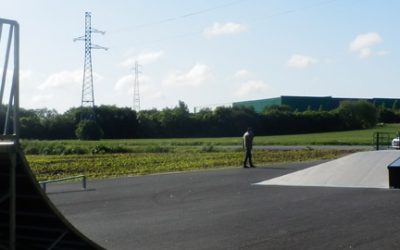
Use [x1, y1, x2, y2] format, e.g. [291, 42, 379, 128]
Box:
[1, 0, 399, 113]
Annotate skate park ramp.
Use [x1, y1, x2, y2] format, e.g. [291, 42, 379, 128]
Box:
[0, 18, 104, 249]
[256, 150, 400, 189]
[0, 143, 105, 249]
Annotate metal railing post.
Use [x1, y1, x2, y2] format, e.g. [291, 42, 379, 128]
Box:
[376, 132, 380, 151]
[39, 175, 87, 192]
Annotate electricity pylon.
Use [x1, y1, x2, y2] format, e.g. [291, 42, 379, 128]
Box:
[133, 61, 141, 112]
[74, 12, 107, 121]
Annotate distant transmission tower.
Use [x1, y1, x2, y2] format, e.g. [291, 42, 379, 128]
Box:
[133, 61, 141, 112]
[74, 12, 107, 121]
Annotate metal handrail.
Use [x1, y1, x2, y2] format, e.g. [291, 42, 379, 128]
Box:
[39, 175, 87, 193]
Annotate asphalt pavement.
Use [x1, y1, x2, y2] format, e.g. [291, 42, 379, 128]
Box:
[47, 162, 400, 250]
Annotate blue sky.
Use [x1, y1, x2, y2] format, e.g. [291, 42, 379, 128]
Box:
[1, 0, 399, 112]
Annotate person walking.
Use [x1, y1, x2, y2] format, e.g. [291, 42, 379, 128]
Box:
[243, 127, 255, 168]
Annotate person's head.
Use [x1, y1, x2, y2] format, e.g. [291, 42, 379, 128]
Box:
[247, 127, 252, 132]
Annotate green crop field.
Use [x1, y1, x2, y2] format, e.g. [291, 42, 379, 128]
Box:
[27, 149, 356, 181]
[23, 124, 400, 181]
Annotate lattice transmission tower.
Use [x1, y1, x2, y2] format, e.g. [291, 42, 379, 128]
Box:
[74, 12, 107, 121]
[133, 61, 141, 112]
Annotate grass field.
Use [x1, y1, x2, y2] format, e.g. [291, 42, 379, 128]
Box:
[259, 123, 400, 145]
[24, 124, 400, 181]
[21, 123, 400, 152]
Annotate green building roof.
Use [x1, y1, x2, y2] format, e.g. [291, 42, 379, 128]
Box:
[232, 96, 400, 113]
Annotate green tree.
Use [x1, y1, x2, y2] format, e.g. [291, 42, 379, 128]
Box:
[158, 101, 192, 137]
[263, 105, 293, 114]
[75, 120, 104, 140]
[137, 109, 163, 138]
[336, 100, 377, 129]
[20, 116, 44, 139]
[392, 100, 399, 110]
[95, 105, 138, 139]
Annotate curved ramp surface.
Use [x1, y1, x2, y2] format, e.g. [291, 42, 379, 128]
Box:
[256, 150, 400, 189]
[0, 143, 104, 249]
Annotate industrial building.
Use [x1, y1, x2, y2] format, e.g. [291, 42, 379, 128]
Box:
[232, 96, 400, 113]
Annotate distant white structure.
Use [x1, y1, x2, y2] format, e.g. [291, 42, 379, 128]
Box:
[133, 61, 141, 112]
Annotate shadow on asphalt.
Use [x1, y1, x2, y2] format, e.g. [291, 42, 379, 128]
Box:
[46, 188, 97, 195]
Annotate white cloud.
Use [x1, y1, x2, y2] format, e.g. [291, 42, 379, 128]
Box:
[349, 32, 382, 52]
[349, 32, 385, 58]
[115, 75, 134, 91]
[203, 22, 246, 39]
[287, 54, 318, 69]
[234, 69, 250, 79]
[39, 70, 81, 89]
[163, 63, 212, 87]
[141, 85, 165, 100]
[32, 94, 53, 104]
[138, 51, 164, 64]
[235, 80, 270, 98]
[359, 48, 372, 59]
[121, 50, 164, 67]
[114, 74, 150, 91]
[38, 70, 102, 90]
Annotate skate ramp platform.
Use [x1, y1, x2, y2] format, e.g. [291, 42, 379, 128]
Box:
[0, 142, 104, 249]
[256, 150, 400, 189]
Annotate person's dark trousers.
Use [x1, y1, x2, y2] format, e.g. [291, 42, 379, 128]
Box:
[243, 149, 253, 167]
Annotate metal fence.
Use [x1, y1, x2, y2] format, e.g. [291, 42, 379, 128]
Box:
[373, 132, 399, 150]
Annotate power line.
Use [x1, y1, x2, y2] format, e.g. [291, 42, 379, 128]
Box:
[120, 0, 345, 48]
[252, 0, 343, 23]
[110, 0, 250, 33]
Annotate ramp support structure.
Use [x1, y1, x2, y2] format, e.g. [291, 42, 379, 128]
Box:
[0, 17, 103, 249]
[0, 17, 19, 250]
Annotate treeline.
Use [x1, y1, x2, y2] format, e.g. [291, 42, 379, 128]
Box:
[3, 100, 400, 140]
